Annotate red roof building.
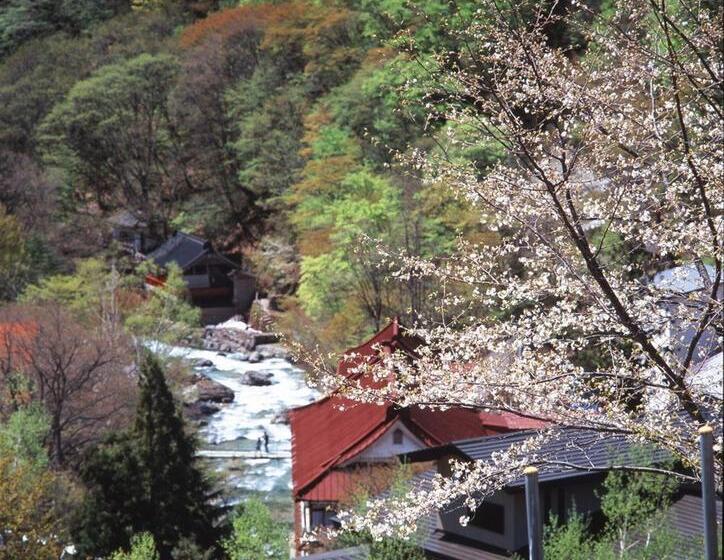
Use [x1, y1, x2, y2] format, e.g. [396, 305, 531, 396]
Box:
[290, 319, 545, 553]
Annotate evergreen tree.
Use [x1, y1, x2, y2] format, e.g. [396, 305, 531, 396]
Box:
[73, 352, 220, 559]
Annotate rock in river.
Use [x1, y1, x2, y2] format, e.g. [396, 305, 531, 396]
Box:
[241, 370, 275, 386]
[272, 408, 290, 424]
[247, 351, 262, 363]
[194, 375, 235, 403]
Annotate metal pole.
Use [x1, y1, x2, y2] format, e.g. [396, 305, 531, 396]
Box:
[699, 425, 718, 560]
[524, 465, 543, 560]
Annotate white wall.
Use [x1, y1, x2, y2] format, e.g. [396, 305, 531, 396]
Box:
[342, 420, 425, 465]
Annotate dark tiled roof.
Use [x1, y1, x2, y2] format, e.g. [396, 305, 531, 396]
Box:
[407, 428, 670, 488]
[297, 546, 368, 559]
[107, 209, 146, 228]
[147, 232, 211, 269]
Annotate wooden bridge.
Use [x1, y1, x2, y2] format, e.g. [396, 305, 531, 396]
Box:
[197, 450, 291, 460]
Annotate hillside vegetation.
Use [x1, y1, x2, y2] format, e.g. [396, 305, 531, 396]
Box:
[0, 0, 548, 350]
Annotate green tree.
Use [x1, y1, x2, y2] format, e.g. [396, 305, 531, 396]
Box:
[221, 498, 288, 560]
[73, 352, 220, 559]
[0, 0, 130, 57]
[0, 205, 30, 301]
[110, 533, 160, 560]
[21, 258, 114, 320]
[543, 468, 696, 560]
[0, 406, 64, 560]
[40, 53, 184, 237]
[125, 262, 201, 345]
[0, 404, 50, 469]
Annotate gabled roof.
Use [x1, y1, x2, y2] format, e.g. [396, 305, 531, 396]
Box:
[107, 209, 146, 229]
[403, 427, 671, 488]
[147, 231, 238, 271]
[290, 320, 546, 501]
[335, 317, 422, 379]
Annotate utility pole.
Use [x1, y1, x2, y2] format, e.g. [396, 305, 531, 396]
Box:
[524, 465, 543, 560]
[699, 425, 718, 560]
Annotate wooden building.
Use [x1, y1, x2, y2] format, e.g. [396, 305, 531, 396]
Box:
[290, 319, 545, 555]
[145, 232, 255, 324]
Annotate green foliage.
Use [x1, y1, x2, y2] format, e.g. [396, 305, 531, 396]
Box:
[40, 53, 182, 229]
[543, 513, 594, 560]
[221, 498, 288, 560]
[125, 262, 201, 344]
[0, 404, 66, 559]
[73, 352, 220, 559]
[543, 468, 695, 560]
[0, 206, 30, 301]
[110, 533, 160, 560]
[0, 0, 130, 57]
[0, 448, 64, 560]
[21, 258, 111, 317]
[0, 404, 50, 470]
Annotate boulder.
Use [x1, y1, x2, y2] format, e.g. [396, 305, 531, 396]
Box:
[241, 371, 274, 386]
[184, 401, 221, 421]
[256, 344, 290, 360]
[247, 351, 262, 363]
[195, 359, 214, 368]
[195, 375, 234, 403]
[272, 408, 290, 424]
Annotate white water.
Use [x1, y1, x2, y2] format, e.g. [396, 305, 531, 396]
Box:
[165, 345, 318, 497]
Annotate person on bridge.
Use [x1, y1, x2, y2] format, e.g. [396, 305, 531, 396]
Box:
[255, 437, 262, 456]
[263, 431, 270, 454]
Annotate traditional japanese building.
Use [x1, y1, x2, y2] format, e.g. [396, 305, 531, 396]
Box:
[145, 231, 256, 324]
[290, 319, 545, 555]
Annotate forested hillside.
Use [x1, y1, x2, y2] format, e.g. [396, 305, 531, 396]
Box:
[0, 0, 525, 350]
[1, 0, 721, 558]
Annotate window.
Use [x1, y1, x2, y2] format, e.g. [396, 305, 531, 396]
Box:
[310, 505, 338, 529]
[468, 501, 505, 534]
[393, 429, 404, 445]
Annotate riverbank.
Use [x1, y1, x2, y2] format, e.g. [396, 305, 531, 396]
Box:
[164, 326, 318, 521]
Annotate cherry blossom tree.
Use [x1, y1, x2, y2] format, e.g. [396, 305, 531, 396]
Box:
[310, 0, 722, 539]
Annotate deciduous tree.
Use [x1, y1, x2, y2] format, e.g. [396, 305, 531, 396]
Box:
[318, 0, 723, 538]
[40, 53, 187, 238]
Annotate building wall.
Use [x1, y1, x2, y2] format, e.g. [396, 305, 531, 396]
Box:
[184, 273, 211, 289]
[199, 306, 239, 325]
[440, 491, 516, 551]
[342, 420, 425, 465]
[232, 275, 256, 313]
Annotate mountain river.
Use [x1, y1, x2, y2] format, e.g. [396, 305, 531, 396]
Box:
[166, 344, 318, 521]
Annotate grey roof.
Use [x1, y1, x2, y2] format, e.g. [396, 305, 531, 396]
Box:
[107, 209, 146, 228]
[147, 232, 237, 271]
[297, 546, 368, 560]
[405, 428, 670, 488]
[689, 352, 723, 399]
[653, 264, 716, 294]
[147, 232, 211, 269]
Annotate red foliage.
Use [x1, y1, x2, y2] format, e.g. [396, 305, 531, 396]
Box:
[179, 2, 309, 49]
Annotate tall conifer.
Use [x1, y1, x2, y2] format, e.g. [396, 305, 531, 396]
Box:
[74, 352, 220, 559]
